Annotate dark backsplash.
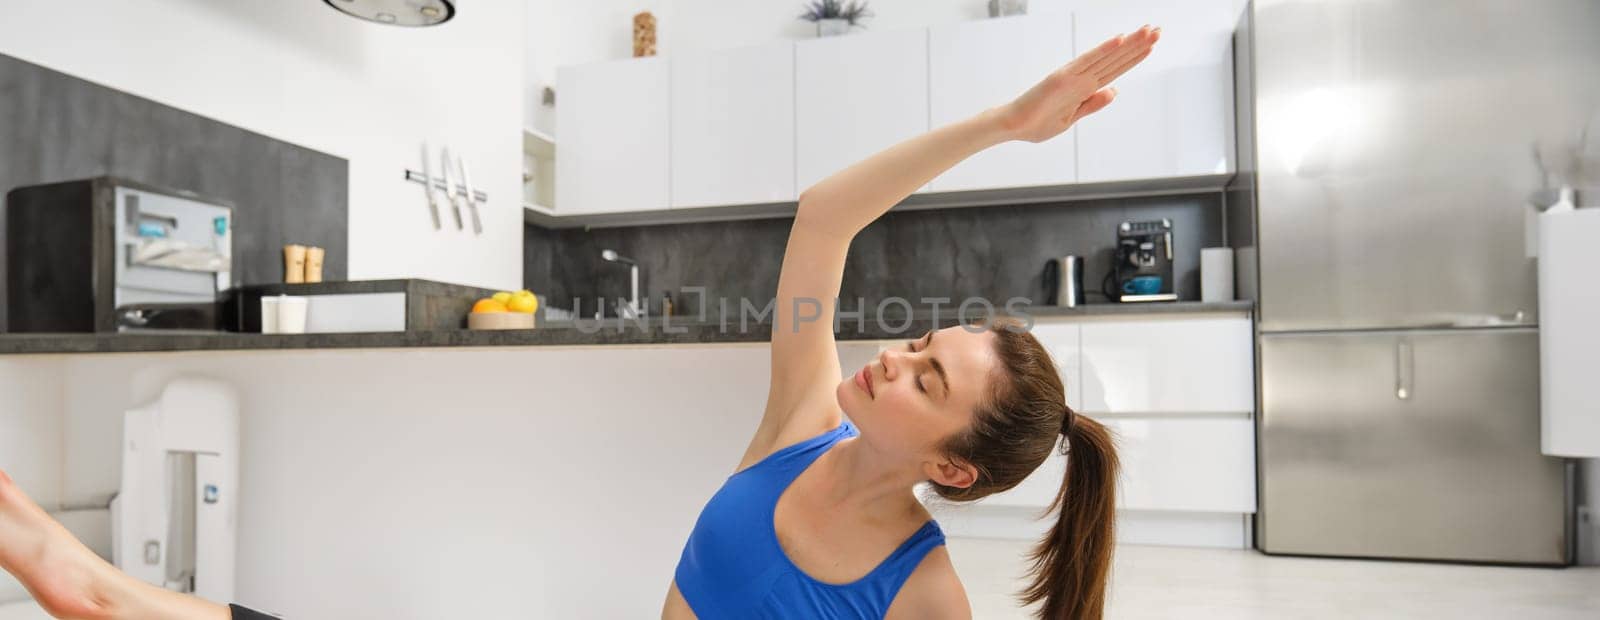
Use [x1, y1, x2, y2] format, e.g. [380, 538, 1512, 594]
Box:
[526, 193, 1225, 317]
[0, 53, 347, 329]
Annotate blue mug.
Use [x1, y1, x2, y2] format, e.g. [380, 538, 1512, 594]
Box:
[1122, 275, 1163, 296]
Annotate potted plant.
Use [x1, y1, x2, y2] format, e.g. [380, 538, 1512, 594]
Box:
[988, 0, 1028, 18]
[800, 0, 872, 37]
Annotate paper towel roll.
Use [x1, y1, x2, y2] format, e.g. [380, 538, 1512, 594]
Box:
[1201, 247, 1235, 303]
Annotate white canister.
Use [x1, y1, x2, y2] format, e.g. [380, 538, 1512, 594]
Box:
[1201, 247, 1235, 303]
[276, 296, 309, 334]
[260, 296, 281, 334]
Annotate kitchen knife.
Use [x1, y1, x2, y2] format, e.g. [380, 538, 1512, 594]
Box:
[459, 155, 483, 235]
[440, 147, 464, 230]
[420, 143, 442, 229]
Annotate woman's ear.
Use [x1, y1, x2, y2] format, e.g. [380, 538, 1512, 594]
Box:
[926, 458, 978, 489]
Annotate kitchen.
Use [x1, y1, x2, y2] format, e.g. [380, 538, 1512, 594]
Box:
[1, 1, 1598, 619]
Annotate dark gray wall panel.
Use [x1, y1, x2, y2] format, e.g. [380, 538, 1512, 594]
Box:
[527, 194, 1224, 318]
[0, 53, 347, 329]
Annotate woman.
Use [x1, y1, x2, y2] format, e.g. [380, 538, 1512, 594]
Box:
[665, 26, 1157, 620]
[0, 26, 1157, 620]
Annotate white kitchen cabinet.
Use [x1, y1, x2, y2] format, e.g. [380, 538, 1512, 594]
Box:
[671, 42, 796, 209]
[981, 316, 1258, 510]
[795, 28, 929, 191]
[1106, 415, 1256, 512]
[928, 14, 1077, 192]
[1538, 208, 1600, 457]
[986, 413, 1256, 513]
[930, 312, 1258, 545]
[1079, 316, 1253, 414]
[1074, 0, 1235, 182]
[555, 57, 669, 214]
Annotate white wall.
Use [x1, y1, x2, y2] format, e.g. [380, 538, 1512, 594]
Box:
[0, 343, 879, 618]
[0, 0, 525, 292]
[0, 358, 63, 606]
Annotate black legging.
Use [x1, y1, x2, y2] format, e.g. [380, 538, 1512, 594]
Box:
[230, 604, 280, 619]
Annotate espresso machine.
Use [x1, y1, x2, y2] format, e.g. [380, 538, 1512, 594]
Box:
[6, 177, 233, 332]
[1107, 219, 1177, 303]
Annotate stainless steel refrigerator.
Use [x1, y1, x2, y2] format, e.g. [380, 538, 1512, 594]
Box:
[1237, 0, 1600, 565]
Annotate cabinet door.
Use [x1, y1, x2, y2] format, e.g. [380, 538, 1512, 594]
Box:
[1074, 0, 1234, 182]
[1079, 316, 1253, 414]
[671, 42, 796, 209]
[555, 57, 670, 214]
[928, 14, 1077, 192]
[1105, 416, 1255, 512]
[796, 28, 929, 191]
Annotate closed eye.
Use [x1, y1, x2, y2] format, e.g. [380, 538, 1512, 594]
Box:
[908, 334, 930, 394]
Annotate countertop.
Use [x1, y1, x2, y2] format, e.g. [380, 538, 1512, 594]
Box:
[0, 301, 1253, 355]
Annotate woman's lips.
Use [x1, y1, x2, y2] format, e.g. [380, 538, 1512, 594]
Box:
[855, 365, 874, 398]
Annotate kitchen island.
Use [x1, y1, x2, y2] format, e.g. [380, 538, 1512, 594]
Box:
[0, 302, 1254, 619]
[0, 300, 1253, 354]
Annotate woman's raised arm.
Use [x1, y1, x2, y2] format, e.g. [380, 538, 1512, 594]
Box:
[741, 26, 1161, 465]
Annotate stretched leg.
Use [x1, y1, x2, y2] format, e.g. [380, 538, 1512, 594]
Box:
[0, 469, 230, 620]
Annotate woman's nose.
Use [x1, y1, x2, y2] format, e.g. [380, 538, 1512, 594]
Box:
[879, 349, 902, 379]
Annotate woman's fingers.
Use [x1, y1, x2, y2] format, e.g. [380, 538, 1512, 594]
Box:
[1081, 26, 1155, 79]
[1065, 33, 1126, 76]
[1098, 28, 1159, 78]
[1098, 46, 1154, 85]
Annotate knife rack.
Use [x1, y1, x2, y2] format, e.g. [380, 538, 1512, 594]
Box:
[403, 169, 488, 202]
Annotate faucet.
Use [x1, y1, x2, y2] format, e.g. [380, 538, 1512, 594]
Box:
[600, 249, 643, 319]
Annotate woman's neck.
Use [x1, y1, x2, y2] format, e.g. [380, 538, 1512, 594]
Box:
[811, 436, 927, 524]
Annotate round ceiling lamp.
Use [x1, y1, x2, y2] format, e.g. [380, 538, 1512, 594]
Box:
[323, 0, 455, 27]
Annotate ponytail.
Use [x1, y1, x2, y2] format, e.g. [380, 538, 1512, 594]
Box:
[1022, 410, 1118, 619]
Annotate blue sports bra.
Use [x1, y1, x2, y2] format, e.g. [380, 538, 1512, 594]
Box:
[674, 421, 946, 619]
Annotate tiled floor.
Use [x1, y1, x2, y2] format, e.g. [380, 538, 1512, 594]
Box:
[948, 538, 1600, 619]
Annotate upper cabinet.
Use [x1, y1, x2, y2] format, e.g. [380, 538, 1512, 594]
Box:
[551, 3, 1238, 218]
[928, 14, 1077, 192]
[670, 42, 796, 209]
[555, 57, 669, 214]
[1074, 0, 1235, 183]
[795, 28, 930, 192]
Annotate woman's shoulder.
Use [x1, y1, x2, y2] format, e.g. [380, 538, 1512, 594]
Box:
[736, 396, 846, 471]
[885, 546, 971, 620]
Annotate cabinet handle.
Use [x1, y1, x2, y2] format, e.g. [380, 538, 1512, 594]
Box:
[1395, 339, 1413, 400]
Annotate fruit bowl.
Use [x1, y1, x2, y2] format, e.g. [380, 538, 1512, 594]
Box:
[468, 312, 536, 330]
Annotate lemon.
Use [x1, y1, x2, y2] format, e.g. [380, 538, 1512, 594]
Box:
[508, 293, 538, 314]
[492, 291, 512, 305]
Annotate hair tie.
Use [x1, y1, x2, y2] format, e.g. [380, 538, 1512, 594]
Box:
[1060, 405, 1076, 437]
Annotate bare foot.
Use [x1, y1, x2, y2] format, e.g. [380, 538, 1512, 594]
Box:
[0, 470, 233, 620]
[0, 468, 124, 619]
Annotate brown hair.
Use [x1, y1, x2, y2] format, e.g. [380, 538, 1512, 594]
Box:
[929, 319, 1119, 619]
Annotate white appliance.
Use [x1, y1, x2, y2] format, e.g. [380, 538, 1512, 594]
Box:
[1538, 208, 1600, 458]
[109, 378, 240, 602]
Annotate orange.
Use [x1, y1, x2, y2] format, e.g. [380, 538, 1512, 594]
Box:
[472, 298, 508, 314]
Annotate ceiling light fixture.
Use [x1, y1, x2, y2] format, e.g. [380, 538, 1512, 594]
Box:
[323, 0, 455, 27]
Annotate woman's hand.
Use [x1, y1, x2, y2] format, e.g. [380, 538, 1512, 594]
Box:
[998, 25, 1161, 143]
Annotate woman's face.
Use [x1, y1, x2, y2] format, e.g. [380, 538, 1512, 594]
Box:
[836, 325, 998, 486]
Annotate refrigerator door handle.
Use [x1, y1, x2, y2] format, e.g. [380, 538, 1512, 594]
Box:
[1396, 339, 1414, 400]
